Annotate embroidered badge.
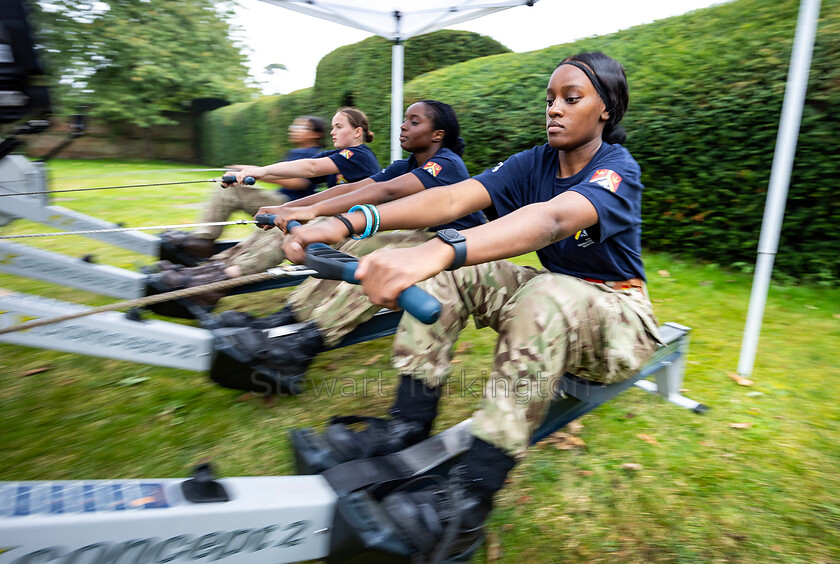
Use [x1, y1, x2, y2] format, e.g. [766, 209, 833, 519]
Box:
[590, 169, 622, 193]
[339, 149, 353, 159]
[335, 174, 346, 184]
[423, 161, 442, 177]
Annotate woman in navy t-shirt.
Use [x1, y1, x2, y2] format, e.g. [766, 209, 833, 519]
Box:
[286, 52, 662, 558]
[235, 106, 380, 191]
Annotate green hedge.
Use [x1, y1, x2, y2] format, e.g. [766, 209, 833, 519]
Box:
[197, 89, 319, 165]
[197, 29, 509, 166]
[402, 0, 839, 282]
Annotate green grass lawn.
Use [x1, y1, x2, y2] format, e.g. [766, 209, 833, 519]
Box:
[1, 159, 839, 563]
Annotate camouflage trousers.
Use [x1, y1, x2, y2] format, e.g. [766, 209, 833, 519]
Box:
[210, 226, 289, 274]
[289, 230, 435, 347]
[392, 261, 662, 458]
[192, 182, 290, 240]
[210, 216, 346, 275]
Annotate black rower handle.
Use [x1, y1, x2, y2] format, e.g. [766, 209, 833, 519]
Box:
[221, 175, 255, 186]
[254, 214, 277, 228]
[257, 218, 440, 325]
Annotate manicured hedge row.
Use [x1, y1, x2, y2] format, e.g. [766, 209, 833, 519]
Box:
[403, 0, 839, 282]
[196, 30, 509, 166]
[198, 89, 318, 165]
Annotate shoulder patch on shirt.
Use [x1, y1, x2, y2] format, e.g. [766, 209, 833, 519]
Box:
[590, 169, 622, 193]
[339, 149, 353, 159]
[422, 161, 442, 177]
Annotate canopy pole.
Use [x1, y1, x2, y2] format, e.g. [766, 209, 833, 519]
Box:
[390, 39, 404, 163]
[737, 0, 821, 378]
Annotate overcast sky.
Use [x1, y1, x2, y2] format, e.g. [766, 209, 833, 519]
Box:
[232, 0, 734, 95]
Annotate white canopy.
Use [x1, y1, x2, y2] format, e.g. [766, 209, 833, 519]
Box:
[258, 0, 538, 162]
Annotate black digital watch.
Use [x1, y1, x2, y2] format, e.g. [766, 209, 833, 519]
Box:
[435, 228, 467, 271]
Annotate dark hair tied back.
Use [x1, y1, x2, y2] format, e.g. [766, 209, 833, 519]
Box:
[417, 99, 465, 156]
[559, 52, 629, 144]
[303, 115, 327, 147]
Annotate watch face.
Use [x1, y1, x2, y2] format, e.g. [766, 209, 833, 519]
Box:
[439, 228, 465, 243]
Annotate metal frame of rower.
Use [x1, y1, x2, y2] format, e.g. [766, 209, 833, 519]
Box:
[0, 151, 406, 374]
[0, 155, 310, 300]
[0, 323, 702, 564]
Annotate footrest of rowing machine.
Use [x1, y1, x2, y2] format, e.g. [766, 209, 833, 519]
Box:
[327, 491, 413, 564]
[208, 327, 305, 395]
[328, 487, 482, 564]
[292, 420, 474, 488]
[291, 427, 343, 476]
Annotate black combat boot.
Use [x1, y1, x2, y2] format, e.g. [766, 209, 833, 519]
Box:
[159, 230, 216, 266]
[147, 262, 230, 307]
[324, 374, 441, 463]
[213, 305, 298, 330]
[211, 321, 325, 395]
[141, 259, 184, 275]
[382, 438, 517, 560]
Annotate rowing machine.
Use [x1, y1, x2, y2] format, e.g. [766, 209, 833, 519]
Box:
[0, 156, 268, 299]
[0, 324, 702, 564]
[0, 422, 473, 564]
[1, 224, 440, 391]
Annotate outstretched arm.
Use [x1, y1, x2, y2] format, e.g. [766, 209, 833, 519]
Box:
[254, 178, 378, 229]
[282, 177, 493, 262]
[307, 171, 427, 218]
[261, 172, 430, 229]
[235, 156, 340, 184]
[223, 163, 313, 190]
[354, 189, 598, 309]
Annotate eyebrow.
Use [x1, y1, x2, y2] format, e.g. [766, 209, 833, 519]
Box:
[548, 83, 587, 92]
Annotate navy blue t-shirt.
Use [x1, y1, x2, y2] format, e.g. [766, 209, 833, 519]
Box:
[370, 147, 486, 231]
[278, 146, 323, 201]
[474, 142, 646, 281]
[310, 144, 381, 189]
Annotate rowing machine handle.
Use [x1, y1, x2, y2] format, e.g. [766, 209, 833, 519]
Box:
[259, 218, 440, 325]
[221, 175, 255, 186]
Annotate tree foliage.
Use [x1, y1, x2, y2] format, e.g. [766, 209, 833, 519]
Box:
[29, 0, 257, 127]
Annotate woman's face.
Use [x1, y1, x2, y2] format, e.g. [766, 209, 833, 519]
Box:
[399, 102, 442, 153]
[287, 118, 319, 146]
[330, 112, 361, 149]
[545, 64, 609, 151]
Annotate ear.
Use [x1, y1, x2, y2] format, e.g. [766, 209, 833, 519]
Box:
[600, 106, 610, 122]
[431, 129, 445, 143]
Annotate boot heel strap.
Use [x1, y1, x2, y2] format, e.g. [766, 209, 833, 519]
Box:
[328, 415, 386, 427]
